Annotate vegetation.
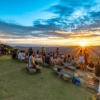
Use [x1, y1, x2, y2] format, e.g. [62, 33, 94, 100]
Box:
[0, 56, 96, 100]
[0, 44, 14, 55]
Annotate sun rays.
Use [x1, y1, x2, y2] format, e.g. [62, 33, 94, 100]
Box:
[79, 41, 88, 47]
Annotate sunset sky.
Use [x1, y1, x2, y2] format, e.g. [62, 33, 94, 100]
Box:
[0, 0, 100, 46]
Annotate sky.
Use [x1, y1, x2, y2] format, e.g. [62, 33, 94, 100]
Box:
[0, 0, 100, 46]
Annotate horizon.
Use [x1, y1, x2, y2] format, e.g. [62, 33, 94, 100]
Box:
[0, 0, 100, 46]
[1, 43, 100, 48]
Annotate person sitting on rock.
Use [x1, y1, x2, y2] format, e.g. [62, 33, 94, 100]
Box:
[35, 50, 40, 58]
[87, 60, 95, 72]
[95, 61, 100, 77]
[28, 51, 42, 72]
[66, 55, 72, 67]
[70, 56, 78, 68]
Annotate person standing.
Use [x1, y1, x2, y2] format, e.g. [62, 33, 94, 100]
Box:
[42, 47, 46, 53]
[41, 47, 46, 63]
[56, 48, 59, 57]
[78, 50, 85, 71]
[84, 49, 89, 65]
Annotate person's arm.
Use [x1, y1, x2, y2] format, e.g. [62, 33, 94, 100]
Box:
[31, 58, 37, 68]
[93, 64, 95, 69]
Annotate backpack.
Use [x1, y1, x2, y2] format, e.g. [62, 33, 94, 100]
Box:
[72, 76, 81, 86]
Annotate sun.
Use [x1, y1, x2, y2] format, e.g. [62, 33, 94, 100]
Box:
[79, 41, 87, 47]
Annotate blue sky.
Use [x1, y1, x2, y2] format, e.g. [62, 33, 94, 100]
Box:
[0, 0, 58, 26]
[0, 0, 100, 46]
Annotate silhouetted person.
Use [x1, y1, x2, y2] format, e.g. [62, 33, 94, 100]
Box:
[56, 48, 59, 57]
[45, 53, 51, 65]
[95, 61, 100, 77]
[84, 49, 89, 65]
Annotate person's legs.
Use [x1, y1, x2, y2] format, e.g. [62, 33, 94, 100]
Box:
[66, 62, 70, 67]
[84, 64, 87, 71]
[87, 67, 94, 72]
[87, 66, 92, 71]
[36, 65, 42, 72]
[80, 62, 85, 71]
[81, 63, 84, 71]
[81, 63, 83, 71]
[80, 60, 85, 71]
[79, 62, 82, 70]
[83, 64, 86, 71]
[42, 56, 44, 63]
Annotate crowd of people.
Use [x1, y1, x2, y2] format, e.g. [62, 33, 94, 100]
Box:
[0, 43, 99, 97]
[11, 47, 100, 94]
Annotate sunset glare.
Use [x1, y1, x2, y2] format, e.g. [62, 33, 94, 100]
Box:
[79, 42, 88, 47]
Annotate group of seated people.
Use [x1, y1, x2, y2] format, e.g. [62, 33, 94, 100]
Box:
[12, 48, 100, 79]
[65, 55, 78, 68]
[18, 50, 26, 60]
[12, 49, 42, 61]
[43, 53, 67, 66]
[87, 61, 100, 78]
[12, 48, 64, 71]
[12, 47, 48, 72]
[65, 54, 100, 74]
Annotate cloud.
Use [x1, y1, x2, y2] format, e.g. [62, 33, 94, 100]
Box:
[0, 0, 100, 46]
[0, 19, 72, 39]
[33, 0, 100, 31]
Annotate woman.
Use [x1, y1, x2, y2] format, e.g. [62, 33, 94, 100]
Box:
[35, 50, 40, 58]
[71, 56, 78, 68]
[78, 50, 85, 71]
[66, 55, 71, 67]
[84, 49, 89, 65]
[20, 51, 25, 61]
[42, 51, 46, 63]
[28, 51, 42, 72]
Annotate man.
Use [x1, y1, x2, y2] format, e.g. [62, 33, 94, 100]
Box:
[28, 51, 42, 72]
[87, 61, 95, 72]
[45, 53, 51, 65]
[95, 61, 100, 95]
[95, 61, 100, 78]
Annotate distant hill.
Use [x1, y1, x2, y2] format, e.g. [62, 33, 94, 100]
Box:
[0, 44, 13, 55]
[0, 44, 13, 49]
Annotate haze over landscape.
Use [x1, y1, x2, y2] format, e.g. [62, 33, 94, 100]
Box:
[0, 0, 100, 46]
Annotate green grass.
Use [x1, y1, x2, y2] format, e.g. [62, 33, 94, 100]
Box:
[0, 56, 96, 100]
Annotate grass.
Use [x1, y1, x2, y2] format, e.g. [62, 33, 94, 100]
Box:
[0, 56, 96, 100]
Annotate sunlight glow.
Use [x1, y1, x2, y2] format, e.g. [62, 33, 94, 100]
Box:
[79, 41, 88, 47]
